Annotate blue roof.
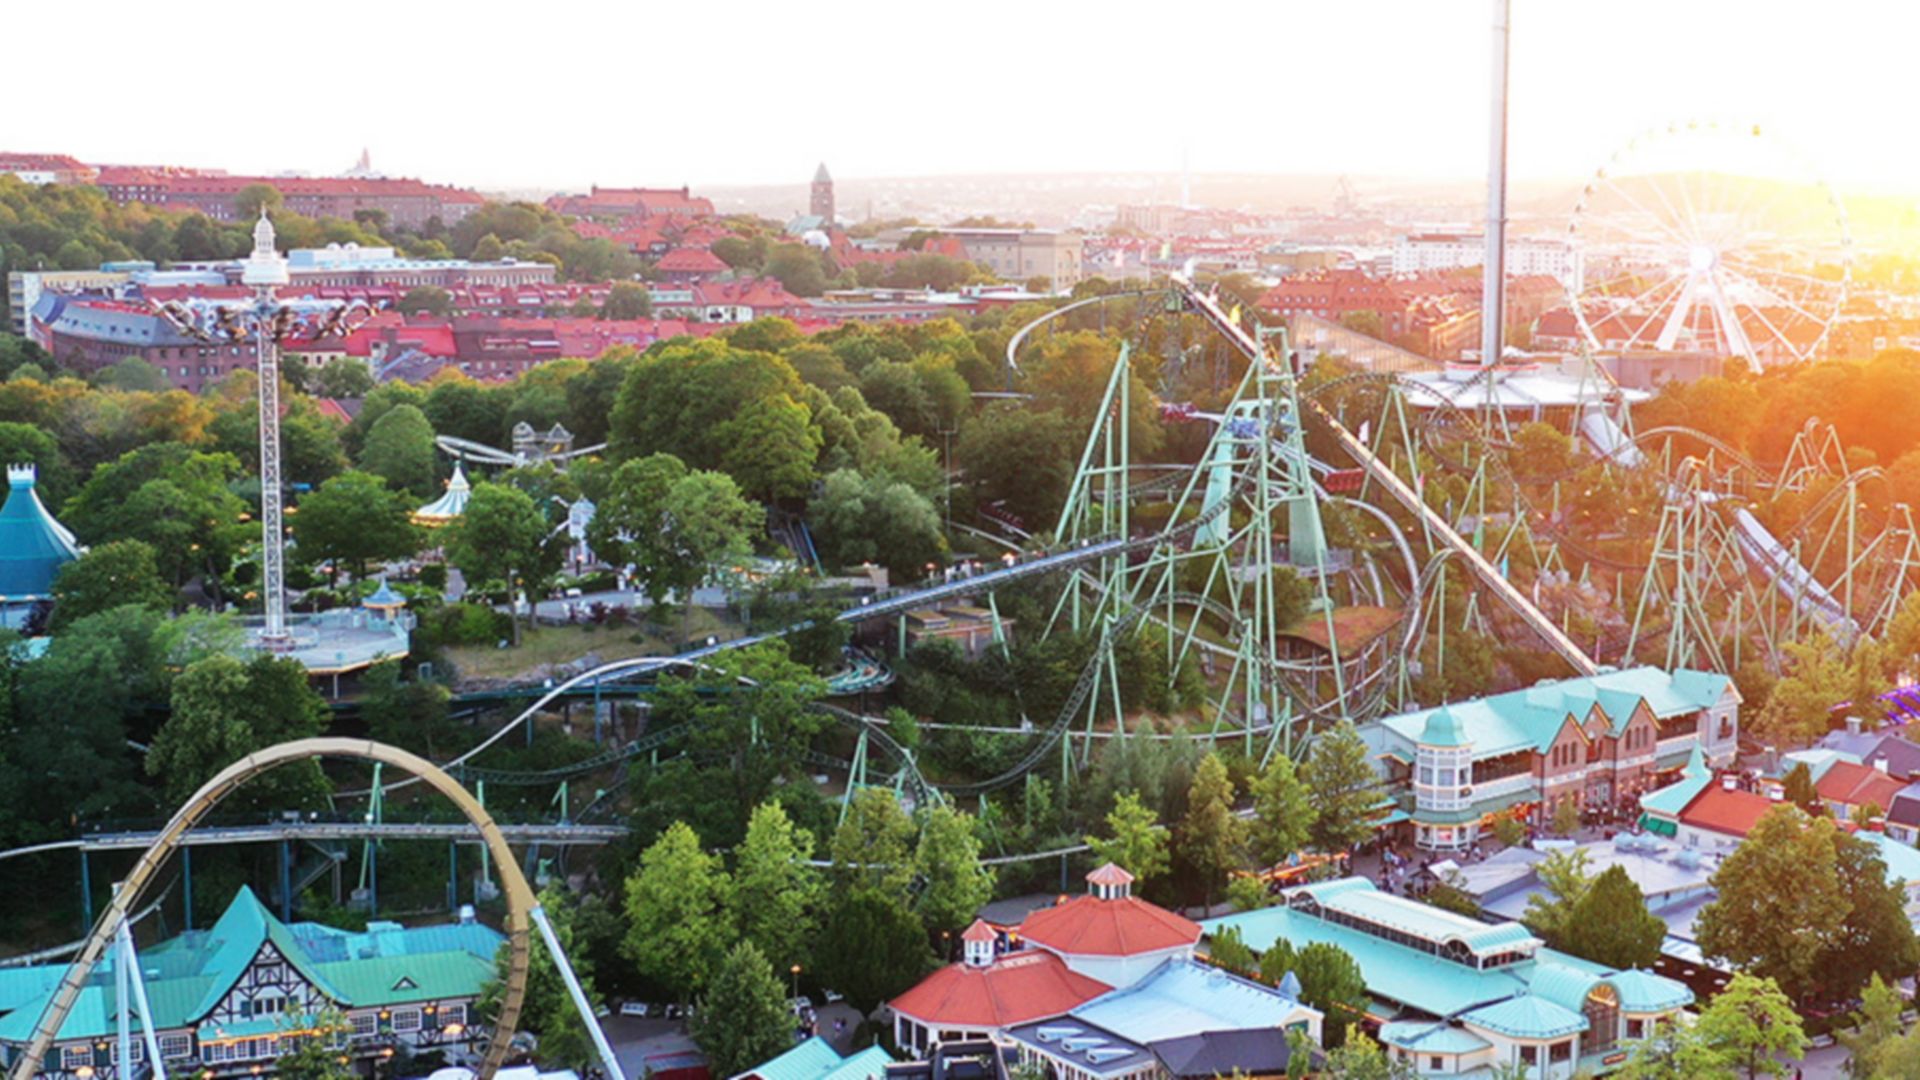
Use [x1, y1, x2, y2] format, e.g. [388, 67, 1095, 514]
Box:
[1070, 959, 1307, 1046]
[1420, 706, 1469, 748]
[1605, 970, 1693, 1013]
[1459, 995, 1587, 1039]
[0, 467, 78, 600]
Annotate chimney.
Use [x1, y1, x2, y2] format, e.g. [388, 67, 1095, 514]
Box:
[1876, 757, 1890, 774]
[1847, 716, 1864, 736]
[1721, 774, 1737, 791]
[458, 904, 476, 924]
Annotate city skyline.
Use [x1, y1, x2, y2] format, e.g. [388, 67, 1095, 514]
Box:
[20, 0, 1920, 195]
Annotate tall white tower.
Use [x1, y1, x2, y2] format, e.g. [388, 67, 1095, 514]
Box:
[243, 212, 293, 646]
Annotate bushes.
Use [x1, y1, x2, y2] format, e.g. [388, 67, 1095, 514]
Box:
[417, 601, 512, 646]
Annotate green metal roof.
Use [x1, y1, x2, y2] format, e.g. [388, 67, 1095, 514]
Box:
[1605, 970, 1693, 1013]
[1200, 879, 1686, 1027]
[1377, 1021, 1490, 1055]
[1527, 963, 1600, 1014]
[1420, 706, 1469, 748]
[1459, 995, 1587, 1039]
[743, 1036, 894, 1080]
[1638, 744, 1713, 819]
[311, 953, 496, 1008]
[1379, 667, 1731, 761]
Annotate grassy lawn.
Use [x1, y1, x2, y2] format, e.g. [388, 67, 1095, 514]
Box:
[442, 608, 738, 684]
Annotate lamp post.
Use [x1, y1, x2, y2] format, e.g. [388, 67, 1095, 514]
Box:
[151, 212, 372, 650]
[790, 964, 801, 1001]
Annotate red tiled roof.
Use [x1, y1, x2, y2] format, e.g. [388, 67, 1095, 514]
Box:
[889, 951, 1109, 1029]
[1017, 894, 1200, 957]
[1086, 863, 1135, 886]
[1679, 785, 1779, 838]
[961, 919, 997, 944]
[656, 247, 728, 273]
[1815, 761, 1907, 810]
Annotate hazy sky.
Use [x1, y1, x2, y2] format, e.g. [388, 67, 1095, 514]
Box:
[15, 1, 1915, 194]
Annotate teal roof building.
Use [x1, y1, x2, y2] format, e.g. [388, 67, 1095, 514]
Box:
[0, 887, 503, 1078]
[1370, 666, 1742, 851]
[0, 465, 78, 604]
[735, 1036, 893, 1080]
[1205, 877, 1694, 1077]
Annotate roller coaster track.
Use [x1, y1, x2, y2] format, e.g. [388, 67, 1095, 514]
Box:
[1167, 276, 1600, 676]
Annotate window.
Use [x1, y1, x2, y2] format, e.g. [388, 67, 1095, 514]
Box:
[62, 1046, 92, 1071]
[1518, 1045, 1538, 1066]
[160, 1034, 192, 1061]
[1429, 1057, 1443, 1071]
[392, 1008, 423, 1033]
[1550, 1040, 1573, 1063]
[352, 1013, 379, 1038]
[440, 1004, 467, 1027]
[110, 1041, 144, 1063]
[1626, 1018, 1645, 1040]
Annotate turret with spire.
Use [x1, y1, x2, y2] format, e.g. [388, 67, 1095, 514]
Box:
[810, 162, 835, 226]
[241, 210, 289, 288]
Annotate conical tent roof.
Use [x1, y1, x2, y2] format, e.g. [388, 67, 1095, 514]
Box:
[413, 462, 472, 526]
[0, 465, 78, 600]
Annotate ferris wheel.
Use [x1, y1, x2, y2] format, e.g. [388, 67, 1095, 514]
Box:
[1567, 120, 1852, 370]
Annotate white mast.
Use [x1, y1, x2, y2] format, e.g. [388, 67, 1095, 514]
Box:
[242, 211, 292, 646]
[1480, 0, 1511, 371]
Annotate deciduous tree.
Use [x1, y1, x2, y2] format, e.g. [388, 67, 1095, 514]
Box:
[1250, 754, 1316, 867]
[356, 403, 438, 497]
[1562, 864, 1664, 969]
[691, 941, 793, 1078]
[621, 821, 732, 1003]
[914, 804, 994, 941]
[49, 539, 171, 630]
[1086, 790, 1170, 886]
[732, 801, 822, 975]
[1179, 752, 1242, 909]
[293, 470, 420, 583]
[1695, 806, 1846, 1003]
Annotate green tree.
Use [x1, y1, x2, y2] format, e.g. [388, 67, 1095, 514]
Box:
[1820, 830, 1920, 1005]
[601, 281, 653, 320]
[814, 887, 934, 1016]
[608, 338, 821, 501]
[1781, 761, 1820, 815]
[1208, 925, 1255, 975]
[1180, 752, 1243, 909]
[312, 359, 375, 399]
[1552, 796, 1582, 837]
[477, 883, 600, 1071]
[360, 659, 459, 756]
[1838, 973, 1905, 1080]
[956, 406, 1078, 528]
[732, 801, 822, 975]
[764, 244, 829, 297]
[1318, 1026, 1411, 1079]
[1521, 847, 1592, 948]
[1561, 864, 1664, 969]
[49, 539, 172, 630]
[1249, 754, 1316, 867]
[356, 403, 438, 497]
[443, 481, 561, 613]
[1086, 791, 1171, 886]
[1293, 942, 1369, 1050]
[96, 357, 168, 392]
[831, 787, 917, 894]
[397, 285, 453, 317]
[1301, 721, 1378, 853]
[808, 468, 945, 578]
[621, 821, 732, 1003]
[691, 940, 794, 1078]
[1689, 972, 1808, 1080]
[588, 454, 762, 607]
[235, 183, 283, 219]
[63, 444, 248, 591]
[1492, 814, 1526, 848]
[914, 804, 995, 940]
[1695, 806, 1846, 1004]
[293, 471, 420, 583]
[148, 654, 329, 809]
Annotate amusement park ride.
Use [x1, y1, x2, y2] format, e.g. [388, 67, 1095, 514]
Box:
[12, 8, 1903, 1075]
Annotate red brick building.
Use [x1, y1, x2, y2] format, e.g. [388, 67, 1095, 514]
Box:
[96, 170, 482, 228]
[545, 186, 715, 221]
